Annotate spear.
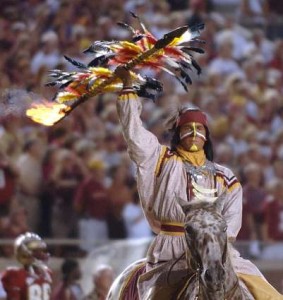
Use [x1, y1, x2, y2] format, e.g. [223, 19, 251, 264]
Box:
[51, 25, 189, 124]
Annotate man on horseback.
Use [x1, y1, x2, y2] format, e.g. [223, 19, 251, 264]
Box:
[111, 66, 283, 299]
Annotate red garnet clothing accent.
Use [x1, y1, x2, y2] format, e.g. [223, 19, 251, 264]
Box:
[178, 110, 208, 127]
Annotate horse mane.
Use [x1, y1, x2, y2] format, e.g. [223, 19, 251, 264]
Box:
[177, 195, 249, 300]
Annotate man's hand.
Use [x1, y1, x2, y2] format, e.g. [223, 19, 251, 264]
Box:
[114, 66, 132, 87]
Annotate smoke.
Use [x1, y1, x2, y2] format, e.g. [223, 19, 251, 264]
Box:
[0, 88, 45, 118]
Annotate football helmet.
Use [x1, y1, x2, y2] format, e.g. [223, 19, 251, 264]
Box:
[14, 232, 50, 266]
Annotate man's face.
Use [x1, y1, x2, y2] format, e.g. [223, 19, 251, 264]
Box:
[179, 122, 206, 152]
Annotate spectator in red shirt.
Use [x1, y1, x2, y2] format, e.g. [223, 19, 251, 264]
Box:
[74, 159, 111, 252]
[263, 179, 283, 241]
[242, 162, 267, 258]
[260, 179, 283, 260]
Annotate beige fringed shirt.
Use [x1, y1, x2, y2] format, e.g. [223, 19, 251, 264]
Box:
[116, 88, 264, 296]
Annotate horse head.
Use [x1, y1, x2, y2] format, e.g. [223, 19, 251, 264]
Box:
[178, 194, 229, 299]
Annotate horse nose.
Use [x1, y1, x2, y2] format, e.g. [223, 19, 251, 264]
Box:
[204, 266, 225, 283]
[204, 269, 213, 282]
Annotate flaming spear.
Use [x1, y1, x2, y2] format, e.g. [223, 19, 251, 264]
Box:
[26, 20, 204, 126]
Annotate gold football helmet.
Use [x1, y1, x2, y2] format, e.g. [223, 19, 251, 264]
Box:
[14, 232, 49, 266]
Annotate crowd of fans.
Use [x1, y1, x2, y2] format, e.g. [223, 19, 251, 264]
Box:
[0, 0, 283, 262]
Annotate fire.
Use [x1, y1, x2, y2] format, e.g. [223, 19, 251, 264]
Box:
[26, 101, 71, 126]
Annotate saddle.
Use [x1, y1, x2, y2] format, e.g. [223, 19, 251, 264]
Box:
[119, 260, 192, 300]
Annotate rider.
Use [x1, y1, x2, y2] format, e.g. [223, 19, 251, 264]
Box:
[114, 66, 283, 299]
[1, 232, 52, 300]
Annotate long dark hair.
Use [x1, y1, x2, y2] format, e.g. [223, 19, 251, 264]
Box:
[169, 126, 214, 161]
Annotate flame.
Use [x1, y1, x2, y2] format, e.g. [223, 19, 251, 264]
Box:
[26, 101, 71, 126]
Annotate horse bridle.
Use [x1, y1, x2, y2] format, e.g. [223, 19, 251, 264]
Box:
[167, 234, 239, 300]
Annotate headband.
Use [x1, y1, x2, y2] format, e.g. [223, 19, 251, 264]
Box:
[177, 110, 208, 127]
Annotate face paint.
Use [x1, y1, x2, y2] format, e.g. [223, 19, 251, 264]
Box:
[180, 123, 207, 141]
[180, 123, 207, 152]
[189, 144, 199, 151]
[189, 123, 199, 150]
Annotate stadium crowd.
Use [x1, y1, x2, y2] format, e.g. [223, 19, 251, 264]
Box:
[0, 0, 283, 263]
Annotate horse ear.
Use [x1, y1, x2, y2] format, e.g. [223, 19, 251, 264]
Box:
[213, 190, 227, 213]
[176, 195, 191, 214]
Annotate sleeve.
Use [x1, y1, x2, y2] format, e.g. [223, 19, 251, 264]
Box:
[116, 88, 162, 171]
[1, 269, 22, 300]
[220, 169, 243, 242]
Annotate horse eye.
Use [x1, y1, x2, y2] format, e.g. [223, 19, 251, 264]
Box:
[185, 225, 195, 236]
[223, 225, 227, 232]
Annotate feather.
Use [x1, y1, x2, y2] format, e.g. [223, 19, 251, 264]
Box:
[177, 76, 189, 92]
[60, 80, 73, 89]
[163, 104, 183, 131]
[136, 86, 157, 101]
[144, 76, 163, 92]
[191, 59, 202, 75]
[64, 56, 87, 69]
[43, 17, 205, 114]
[130, 11, 148, 33]
[83, 41, 119, 54]
[87, 54, 113, 67]
[132, 35, 145, 43]
[179, 59, 193, 70]
[45, 81, 58, 87]
[180, 69, 192, 85]
[55, 91, 79, 103]
[191, 39, 206, 44]
[189, 23, 205, 33]
[86, 77, 99, 91]
[135, 76, 163, 101]
[181, 47, 205, 54]
[116, 22, 136, 35]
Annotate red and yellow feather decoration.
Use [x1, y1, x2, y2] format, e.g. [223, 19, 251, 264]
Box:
[26, 13, 204, 126]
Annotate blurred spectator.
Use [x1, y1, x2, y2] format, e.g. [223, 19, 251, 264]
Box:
[208, 38, 242, 77]
[250, 28, 274, 63]
[242, 162, 267, 258]
[0, 149, 18, 218]
[263, 179, 283, 241]
[214, 142, 234, 167]
[225, 119, 248, 158]
[238, 0, 269, 26]
[261, 177, 283, 260]
[39, 145, 60, 237]
[84, 265, 114, 300]
[237, 196, 251, 242]
[74, 159, 110, 252]
[30, 30, 61, 75]
[269, 40, 283, 73]
[50, 149, 86, 241]
[107, 164, 133, 239]
[52, 258, 83, 300]
[0, 115, 24, 160]
[215, 16, 252, 61]
[0, 207, 29, 257]
[103, 134, 122, 170]
[122, 187, 153, 239]
[16, 139, 44, 232]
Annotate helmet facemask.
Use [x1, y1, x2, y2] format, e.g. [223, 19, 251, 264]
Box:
[14, 232, 50, 277]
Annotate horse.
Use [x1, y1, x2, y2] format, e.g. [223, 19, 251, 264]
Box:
[107, 195, 253, 299]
